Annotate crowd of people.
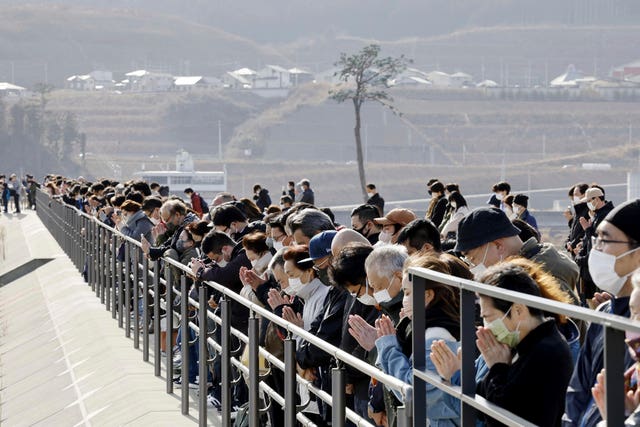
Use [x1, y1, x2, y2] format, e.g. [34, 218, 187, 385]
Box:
[0, 173, 40, 213]
[18, 172, 640, 426]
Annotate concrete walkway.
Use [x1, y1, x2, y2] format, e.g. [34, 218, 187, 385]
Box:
[0, 211, 218, 426]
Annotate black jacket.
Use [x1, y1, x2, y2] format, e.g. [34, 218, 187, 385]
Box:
[253, 188, 272, 212]
[478, 319, 573, 427]
[575, 201, 614, 300]
[366, 193, 385, 216]
[566, 201, 589, 254]
[300, 188, 315, 205]
[296, 286, 348, 369]
[198, 242, 252, 333]
[428, 195, 449, 228]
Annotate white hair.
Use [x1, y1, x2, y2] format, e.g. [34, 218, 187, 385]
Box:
[365, 245, 408, 279]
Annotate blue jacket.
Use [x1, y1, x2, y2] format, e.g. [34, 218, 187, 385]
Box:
[563, 297, 633, 427]
[518, 209, 538, 230]
[376, 327, 461, 427]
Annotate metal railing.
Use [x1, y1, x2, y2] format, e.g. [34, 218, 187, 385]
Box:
[36, 190, 640, 427]
[35, 191, 413, 427]
[409, 267, 640, 427]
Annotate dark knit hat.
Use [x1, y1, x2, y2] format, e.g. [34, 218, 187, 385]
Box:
[455, 207, 521, 252]
[604, 199, 640, 243]
[513, 194, 529, 208]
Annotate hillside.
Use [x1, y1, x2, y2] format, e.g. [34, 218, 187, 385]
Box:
[0, 5, 286, 87]
[2, 0, 639, 42]
[41, 84, 638, 206]
[281, 25, 640, 86]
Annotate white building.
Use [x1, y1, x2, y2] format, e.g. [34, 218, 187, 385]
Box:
[0, 82, 26, 97]
[253, 65, 292, 89]
[125, 70, 174, 92]
[450, 72, 474, 87]
[289, 68, 314, 86]
[426, 71, 452, 87]
[65, 70, 114, 91]
[550, 65, 595, 88]
[222, 71, 252, 89]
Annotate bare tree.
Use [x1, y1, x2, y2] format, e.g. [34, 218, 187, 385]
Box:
[330, 44, 408, 201]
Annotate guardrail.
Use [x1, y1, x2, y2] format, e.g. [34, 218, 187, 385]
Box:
[36, 190, 640, 427]
[35, 190, 413, 427]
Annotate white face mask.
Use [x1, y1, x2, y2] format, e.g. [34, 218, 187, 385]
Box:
[373, 277, 395, 304]
[367, 192, 374, 198]
[495, 193, 504, 201]
[250, 259, 258, 268]
[273, 241, 285, 251]
[513, 206, 522, 215]
[285, 276, 304, 295]
[588, 247, 639, 296]
[358, 293, 378, 306]
[587, 202, 596, 211]
[217, 258, 228, 268]
[573, 196, 582, 204]
[150, 217, 160, 225]
[378, 231, 392, 244]
[469, 244, 490, 279]
[402, 294, 413, 319]
[356, 281, 378, 306]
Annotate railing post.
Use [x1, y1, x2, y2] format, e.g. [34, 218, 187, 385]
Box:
[124, 242, 131, 337]
[397, 398, 413, 427]
[153, 260, 161, 377]
[284, 338, 297, 427]
[460, 288, 478, 426]
[248, 315, 260, 427]
[142, 255, 150, 361]
[331, 363, 346, 427]
[91, 219, 97, 292]
[133, 247, 140, 349]
[220, 297, 232, 427]
[166, 272, 174, 394]
[410, 273, 427, 427]
[604, 326, 626, 426]
[101, 227, 108, 305]
[110, 237, 117, 317]
[117, 255, 124, 329]
[97, 227, 103, 299]
[198, 281, 209, 427]
[88, 219, 94, 291]
[180, 275, 189, 415]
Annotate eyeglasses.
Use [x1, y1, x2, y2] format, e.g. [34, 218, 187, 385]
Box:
[591, 236, 638, 250]
[312, 258, 329, 273]
[460, 256, 476, 268]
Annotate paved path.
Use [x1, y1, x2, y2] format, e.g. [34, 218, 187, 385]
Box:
[0, 211, 218, 426]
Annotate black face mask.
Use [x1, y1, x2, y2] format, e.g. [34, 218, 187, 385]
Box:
[353, 223, 369, 237]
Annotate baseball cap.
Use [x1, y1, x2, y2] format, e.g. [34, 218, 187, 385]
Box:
[455, 207, 521, 253]
[373, 208, 417, 227]
[299, 230, 337, 263]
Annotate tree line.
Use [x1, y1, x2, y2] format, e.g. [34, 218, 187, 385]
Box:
[0, 84, 84, 176]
